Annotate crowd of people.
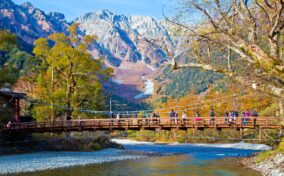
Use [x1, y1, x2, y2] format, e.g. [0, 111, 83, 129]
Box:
[166, 109, 259, 125]
[109, 109, 259, 125]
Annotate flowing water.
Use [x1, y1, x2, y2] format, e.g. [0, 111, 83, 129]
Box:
[0, 139, 269, 176]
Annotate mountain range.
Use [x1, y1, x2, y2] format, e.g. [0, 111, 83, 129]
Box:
[0, 0, 178, 100]
[0, 0, 221, 102]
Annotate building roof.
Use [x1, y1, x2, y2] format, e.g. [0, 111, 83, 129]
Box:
[0, 90, 27, 99]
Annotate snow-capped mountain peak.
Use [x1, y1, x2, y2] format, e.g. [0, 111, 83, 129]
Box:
[76, 10, 174, 67]
[21, 2, 34, 10]
[0, 1, 176, 100]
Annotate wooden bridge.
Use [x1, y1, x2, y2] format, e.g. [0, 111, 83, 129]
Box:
[0, 117, 283, 134]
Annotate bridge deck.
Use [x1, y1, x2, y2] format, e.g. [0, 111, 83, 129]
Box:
[0, 117, 282, 133]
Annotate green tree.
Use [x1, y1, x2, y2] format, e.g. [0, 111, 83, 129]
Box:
[0, 67, 19, 88]
[0, 29, 16, 51]
[6, 48, 34, 69]
[33, 23, 113, 121]
[0, 29, 19, 123]
[0, 29, 18, 88]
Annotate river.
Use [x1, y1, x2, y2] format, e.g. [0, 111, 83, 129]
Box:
[0, 139, 270, 176]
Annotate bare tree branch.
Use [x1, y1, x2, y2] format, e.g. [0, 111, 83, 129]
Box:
[255, 0, 272, 24]
[172, 61, 284, 98]
[270, 0, 284, 37]
[264, 0, 273, 9]
[193, 3, 219, 29]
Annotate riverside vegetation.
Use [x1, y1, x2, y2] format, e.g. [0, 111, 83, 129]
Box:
[0, 132, 122, 155]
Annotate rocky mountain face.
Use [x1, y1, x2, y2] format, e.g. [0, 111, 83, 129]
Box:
[75, 10, 175, 68]
[75, 10, 177, 100]
[0, 0, 177, 100]
[0, 0, 69, 44]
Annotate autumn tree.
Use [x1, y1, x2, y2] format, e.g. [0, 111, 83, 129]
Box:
[164, 0, 284, 117]
[32, 23, 113, 121]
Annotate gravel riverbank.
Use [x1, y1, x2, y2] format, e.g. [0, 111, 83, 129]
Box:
[241, 154, 284, 176]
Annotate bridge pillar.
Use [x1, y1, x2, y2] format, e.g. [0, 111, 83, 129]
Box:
[240, 128, 243, 140]
[192, 129, 196, 137]
[171, 128, 178, 138]
[278, 129, 283, 139]
[258, 128, 263, 141]
[155, 126, 162, 133]
[163, 130, 169, 137]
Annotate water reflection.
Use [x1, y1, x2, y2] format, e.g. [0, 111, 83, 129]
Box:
[14, 155, 260, 176]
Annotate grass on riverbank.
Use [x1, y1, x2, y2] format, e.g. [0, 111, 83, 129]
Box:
[256, 138, 284, 163]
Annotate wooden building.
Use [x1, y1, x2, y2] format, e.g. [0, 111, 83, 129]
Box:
[0, 90, 27, 122]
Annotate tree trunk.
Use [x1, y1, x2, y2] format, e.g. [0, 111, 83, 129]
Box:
[280, 31, 284, 61]
[65, 63, 74, 120]
[65, 80, 72, 120]
[280, 98, 284, 119]
[227, 48, 232, 70]
[269, 34, 280, 59]
[51, 67, 54, 121]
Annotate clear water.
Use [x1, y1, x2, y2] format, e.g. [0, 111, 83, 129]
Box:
[0, 142, 263, 176]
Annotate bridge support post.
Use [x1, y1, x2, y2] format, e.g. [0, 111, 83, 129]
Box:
[171, 128, 178, 138]
[193, 129, 198, 137]
[155, 126, 162, 133]
[258, 128, 263, 141]
[278, 129, 283, 139]
[240, 128, 243, 140]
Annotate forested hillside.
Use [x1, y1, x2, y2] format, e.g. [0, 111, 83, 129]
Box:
[156, 65, 222, 98]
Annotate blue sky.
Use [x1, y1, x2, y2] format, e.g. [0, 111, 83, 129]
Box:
[13, 0, 172, 21]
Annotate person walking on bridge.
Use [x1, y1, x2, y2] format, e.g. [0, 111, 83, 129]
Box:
[170, 110, 175, 125]
[210, 109, 215, 125]
[156, 112, 160, 118]
[252, 109, 258, 125]
[6, 121, 11, 129]
[242, 110, 251, 125]
[116, 113, 120, 119]
[133, 112, 138, 118]
[152, 112, 159, 124]
[116, 113, 121, 125]
[195, 111, 201, 124]
[182, 111, 187, 125]
[195, 111, 200, 117]
[174, 110, 178, 125]
[233, 111, 239, 117]
[133, 112, 138, 125]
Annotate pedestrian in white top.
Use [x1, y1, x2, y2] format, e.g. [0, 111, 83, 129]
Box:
[182, 111, 187, 124]
[116, 113, 121, 125]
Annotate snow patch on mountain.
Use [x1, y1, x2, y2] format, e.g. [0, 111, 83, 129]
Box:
[134, 79, 154, 99]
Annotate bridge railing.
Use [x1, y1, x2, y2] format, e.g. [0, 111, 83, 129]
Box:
[1, 117, 281, 131]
